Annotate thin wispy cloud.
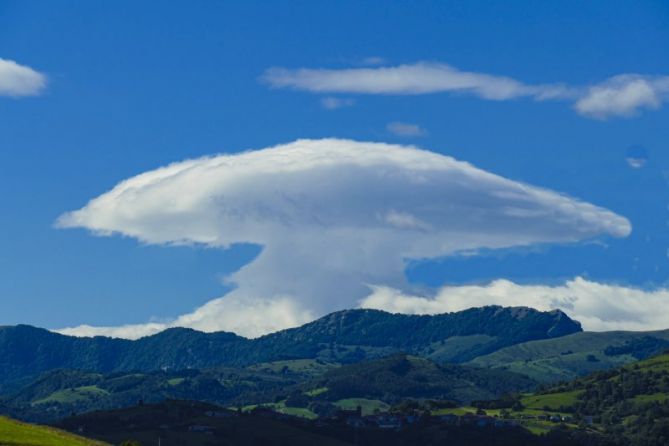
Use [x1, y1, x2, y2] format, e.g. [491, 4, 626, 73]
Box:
[262, 62, 550, 99]
[262, 62, 669, 119]
[386, 121, 426, 137]
[57, 139, 629, 338]
[320, 96, 355, 110]
[0, 58, 47, 97]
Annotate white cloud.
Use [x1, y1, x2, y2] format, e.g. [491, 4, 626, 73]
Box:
[56, 139, 630, 338]
[386, 121, 426, 137]
[360, 277, 669, 332]
[320, 96, 355, 109]
[625, 146, 649, 169]
[627, 157, 647, 169]
[262, 62, 553, 99]
[57, 295, 313, 339]
[0, 58, 46, 97]
[262, 62, 669, 119]
[575, 75, 669, 119]
[57, 322, 166, 340]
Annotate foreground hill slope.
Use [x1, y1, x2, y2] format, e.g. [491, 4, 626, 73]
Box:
[0, 415, 107, 446]
[511, 352, 669, 445]
[0, 306, 581, 391]
[56, 400, 353, 446]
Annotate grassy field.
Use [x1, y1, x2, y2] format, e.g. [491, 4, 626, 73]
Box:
[632, 392, 669, 404]
[424, 334, 497, 363]
[521, 420, 570, 435]
[240, 401, 318, 419]
[33, 386, 109, 406]
[431, 405, 579, 435]
[0, 416, 108, 446]
[167, 377, 186, 386]
[274, 404, 318, 419]
[520, 390, 582, 411]
[333, 398, 390, 416]
[631, 353, 669, 371]
[432, 406, 478, 416]
[304, 386, 328, 397]
[246, 359, 339, 376]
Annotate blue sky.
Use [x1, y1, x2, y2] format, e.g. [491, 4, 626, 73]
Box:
[1, 1, 669, 335]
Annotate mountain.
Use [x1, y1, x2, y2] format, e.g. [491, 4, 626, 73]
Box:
[246, 306, 581, 364]
[0, 306, 581, 391]
[468, 330, 669, 383]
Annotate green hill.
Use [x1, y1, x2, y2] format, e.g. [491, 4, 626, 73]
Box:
[468, 330, 669, 383]
[2, 354, 536, 423]
[234, 354, 538, 419]
[0, 415, 107, 446]
[485, 352, 669, 445]
[429, 352, 669, 444]
[1, 365, 302, 423]
[305, 354, 536, 403]
[538, 351, 669, 409]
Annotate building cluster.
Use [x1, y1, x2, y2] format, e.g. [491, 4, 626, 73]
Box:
[325, 407, 586, 431]
[217, 404, 589, 433]
[323, 407, 524, 431]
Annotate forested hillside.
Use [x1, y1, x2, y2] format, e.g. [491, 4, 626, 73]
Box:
[0, 306, 581, 391]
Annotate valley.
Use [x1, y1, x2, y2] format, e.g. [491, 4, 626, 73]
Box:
[3, 307, 669, 445]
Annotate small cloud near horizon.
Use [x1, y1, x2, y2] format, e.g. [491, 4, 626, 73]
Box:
[625, 146, 649, 169]
[320, 96, 355, 110]
[386, 121, 427, 137]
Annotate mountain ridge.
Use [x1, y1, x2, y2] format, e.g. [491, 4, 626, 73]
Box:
[0, 306, 581, 392]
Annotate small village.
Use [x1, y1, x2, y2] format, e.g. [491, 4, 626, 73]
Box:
[183, 404, 588, 434]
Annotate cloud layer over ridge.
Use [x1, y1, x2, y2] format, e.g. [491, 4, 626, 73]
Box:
[56, 139, 630, 338]
[361, 277, 669, 332]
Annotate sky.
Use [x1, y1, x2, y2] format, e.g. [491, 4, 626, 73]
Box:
[1, 1, 669, 338]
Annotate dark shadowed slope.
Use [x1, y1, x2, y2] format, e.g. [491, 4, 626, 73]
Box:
[301, 353, 537, 404]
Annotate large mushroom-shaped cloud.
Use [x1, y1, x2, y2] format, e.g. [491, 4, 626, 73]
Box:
[57, 139, 630, 338]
